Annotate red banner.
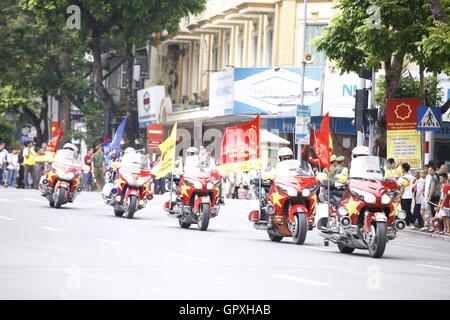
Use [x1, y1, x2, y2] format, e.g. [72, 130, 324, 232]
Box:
[217, 115, 261, 171]
[386, 98, 420, 130]
[313, 112, 333, 170]
[47, 122, 64, 153]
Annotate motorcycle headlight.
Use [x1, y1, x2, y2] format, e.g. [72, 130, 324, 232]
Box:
[397, 210, 407, 220]
[381, 194, 392, 205]
[184, 178, 203, 190]
[206, 179, 221, 190]
[276, 184, 298, 197]
[350, 187, 376, 204]
[302, 185, 318, 198]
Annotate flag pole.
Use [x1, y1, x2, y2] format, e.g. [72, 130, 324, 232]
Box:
[259, 114, 262, 215]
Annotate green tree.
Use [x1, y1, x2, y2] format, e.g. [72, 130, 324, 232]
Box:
[314, 0, 448, 156]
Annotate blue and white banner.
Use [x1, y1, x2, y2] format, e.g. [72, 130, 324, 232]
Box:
[233, 67, 322, 116]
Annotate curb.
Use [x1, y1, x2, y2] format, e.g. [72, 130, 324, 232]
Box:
[402, 228, 450, 242]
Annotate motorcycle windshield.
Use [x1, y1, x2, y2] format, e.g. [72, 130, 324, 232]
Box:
[185, 164, 212, 175]
[120, 153, 149, 171]
[274, 160, 314, 177]
[54, 149, 77, 164]
[349, 156, 386, 180]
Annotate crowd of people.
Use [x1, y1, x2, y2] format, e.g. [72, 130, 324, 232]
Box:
[384, 158, 450, 235]
[0, 141, 49, 189]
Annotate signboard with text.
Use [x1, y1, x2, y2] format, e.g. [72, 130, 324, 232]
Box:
[387, 130, 422, 168]
[386, 98, 420, 130]
[295, 105, 311, 144]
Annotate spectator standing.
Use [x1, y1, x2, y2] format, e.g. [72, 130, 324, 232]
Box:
[23, 141, 37, 189]
[237, 183, 247, 199]
[422, 165, 441, 231]
[6, 149, 19, 188]
[34, 143, 47, 183]
[16, 148, 25, 188]
[92, 145, 105, 191]
[0, 142, 9, 187]
[436, 173, 450, 235]
[400, 163, 414, 227]
[412, 169, 426, 228]
[83, 148, 94, 191]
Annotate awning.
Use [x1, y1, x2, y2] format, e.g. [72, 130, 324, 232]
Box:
[261, 129, 290, 145]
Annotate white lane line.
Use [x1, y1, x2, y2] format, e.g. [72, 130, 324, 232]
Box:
[171, 254, 208, 262]
[95, 238, 123, 245]
[40, 226, 62, 232]
[0, 198, 18, 203]
[303, 246, 330, 252]
[272, 274, 331, 287]
[415, 264, 450, 271]
[23, 197, 47, 204]
[0, 216, 15, 221]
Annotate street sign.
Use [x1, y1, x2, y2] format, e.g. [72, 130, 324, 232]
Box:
[295, 105, 310, 144]
[147, 138, 162, 150]
[417, 106, 441, 131]
[146, 123, 165, 140]
[386, 98, 420, 130]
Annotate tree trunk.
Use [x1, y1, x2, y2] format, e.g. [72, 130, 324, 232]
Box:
[419, 64, 425, 105]
[426, 0, 449, 23]
[89, 29, 117, 140]
[374, 54, 405, 157]
[125, 42, 138, 148]
[58, 51, 72, 144]
[39, 94, 49, 143]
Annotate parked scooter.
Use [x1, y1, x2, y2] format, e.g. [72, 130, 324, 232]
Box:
[316, 156, 408, 258]
[248, 159, 319, 244]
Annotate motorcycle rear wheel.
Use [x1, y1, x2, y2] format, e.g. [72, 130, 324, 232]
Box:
[198, 204, 210, 231]
[126, 195, 138, 219]
[368, 222, 387, 258]
[267, 230, 283, 242]
[54, 187, 66, 208]
[292, 214, 307, 245]
[338, 243, 355, 254]
[179, 219, 191, 229]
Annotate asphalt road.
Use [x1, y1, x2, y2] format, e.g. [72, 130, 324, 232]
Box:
[0, 188, 449, 300]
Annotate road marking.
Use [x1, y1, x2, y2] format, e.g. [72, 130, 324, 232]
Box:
[415, 264, 450, 271]
[95, 238, 123, 245]
[0, 216, 15, 221]
[0, 198, 18, 203]
[272, 274, 331, 287]
[40, 226, 62, 232]
[23, 197, 47, 204]
[302, 246, 330, 252]
[171, 254, 208, 262]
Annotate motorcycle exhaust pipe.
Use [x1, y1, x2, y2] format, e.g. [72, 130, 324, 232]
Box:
[339, 216, 352, 228]
[394, 219, 406, 231]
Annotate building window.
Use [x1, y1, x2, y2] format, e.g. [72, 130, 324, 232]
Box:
[266, 29, 273, 66]
[224, 41, 230, 67]
[238, 39, 244, 67]
[252, 35, 258, 67]
[305, 24, 327, 67]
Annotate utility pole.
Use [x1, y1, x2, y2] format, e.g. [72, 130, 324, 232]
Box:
[368, 68, 376, 155]
[357, 78, 366, 146]
[297, 0, 308, 159]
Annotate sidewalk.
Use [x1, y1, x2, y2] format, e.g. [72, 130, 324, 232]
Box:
[402, 228, 450, 242]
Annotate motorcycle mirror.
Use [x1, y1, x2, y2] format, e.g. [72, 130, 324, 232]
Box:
[111, 161, 121, 169]
[335, 174, 348, 184]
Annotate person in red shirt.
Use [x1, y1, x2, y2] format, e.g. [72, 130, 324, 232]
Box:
[83, 148, 94, 191]
[436, 173, 450, 235]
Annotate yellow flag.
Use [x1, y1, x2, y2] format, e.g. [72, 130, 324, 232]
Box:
[155, 122, 177, 179]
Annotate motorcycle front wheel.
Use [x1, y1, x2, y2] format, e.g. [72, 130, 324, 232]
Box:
[179, 219, 191, 229]
[267, 230, 283, 242]
[54, 187, 67, 208]
[368, 222, 387, 258]
[338, 243, 355, 254]
[198, 204, 210, 231]
[126, 195, 138, 219]
[292, 213, 307, 245]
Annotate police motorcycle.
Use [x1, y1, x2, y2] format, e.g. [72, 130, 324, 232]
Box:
[39, 143, 89, 208]
[163, 147, 224, 231]
[316, 147, 408, 258]
[248, 147, 319, 244]
[102, 148, 153, 219]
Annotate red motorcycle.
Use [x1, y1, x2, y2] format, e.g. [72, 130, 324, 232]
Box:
[248, 160, 319, 244]
[40, 159, 86, 208]
[104, 153, 153, 219]
[316, 156, 408, 258]
[164, 164, 222, 231]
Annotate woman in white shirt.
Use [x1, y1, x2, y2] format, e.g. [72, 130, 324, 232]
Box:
[6, 149, 19, 188]
[412, 169, 426, 228]
[400, 163, 415, 227]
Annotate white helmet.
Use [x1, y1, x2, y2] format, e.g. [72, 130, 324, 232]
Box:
[63, 143, 78, 153]
[124, 147, 136, 154]
[278, 147, 293, 161]
[352, 146, 369, 158]
[187, 147, 199, 156]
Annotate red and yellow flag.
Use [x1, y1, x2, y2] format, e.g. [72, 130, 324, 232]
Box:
[47, 121, 64, 154]
[313, 112, 333, 170]
[217, 115, 261, 171]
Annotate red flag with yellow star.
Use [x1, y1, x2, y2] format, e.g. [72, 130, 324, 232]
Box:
[313, 112, 332, 171]
[217, 115, 261, 171]
[47, 121, 64, 153]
